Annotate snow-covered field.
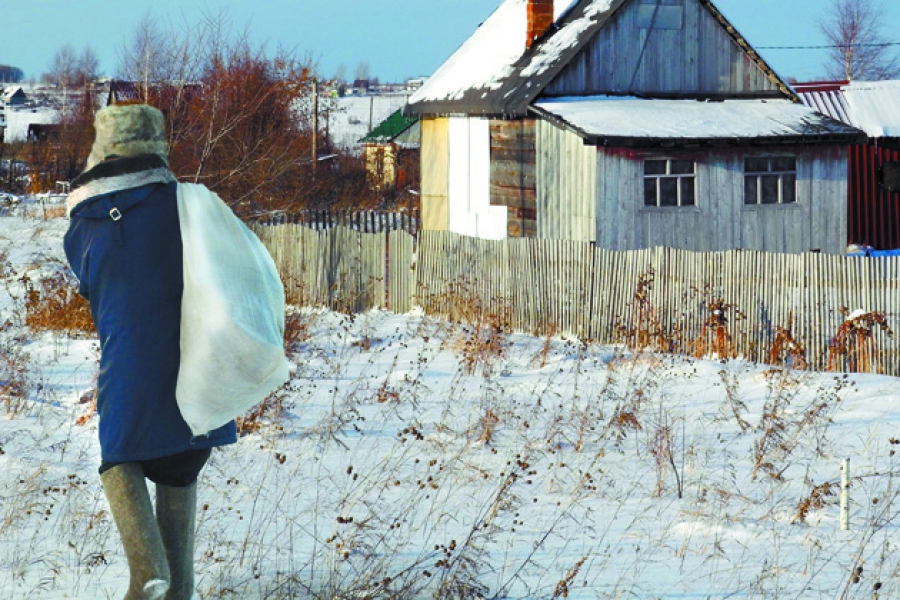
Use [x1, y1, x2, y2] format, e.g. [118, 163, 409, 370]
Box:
[1, 208, 899, 599]
[327, 94, 412, 151]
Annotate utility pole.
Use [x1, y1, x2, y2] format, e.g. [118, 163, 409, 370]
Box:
[311, 78, 318, 176]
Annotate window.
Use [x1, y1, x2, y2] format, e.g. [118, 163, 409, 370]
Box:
[644, 159, 695, 207]
[744, 156, 797, 205]
[638, 0, 684, 30]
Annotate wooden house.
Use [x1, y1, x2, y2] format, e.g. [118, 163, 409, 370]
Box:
[2, 87, 27, 106]
[360, 109, 421, 192]
[405, 0, 866, 253]
[796, 80, 900, 250]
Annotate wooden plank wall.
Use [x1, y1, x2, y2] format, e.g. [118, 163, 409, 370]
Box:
[544, 0, 780, 96]
[596, 146, 848, 254]
[490, 119, 537, 238]
[536, 120, 597, 242]
[257, 225, 900, 376]
[420, 117, 450, 231]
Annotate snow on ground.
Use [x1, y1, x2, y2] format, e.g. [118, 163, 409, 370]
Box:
[1, 211, 900, 599]
[327, 94, 412, 151]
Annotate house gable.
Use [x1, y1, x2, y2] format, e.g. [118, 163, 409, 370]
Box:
[543, 0, 784, 97]
[407, 0, 794, 118]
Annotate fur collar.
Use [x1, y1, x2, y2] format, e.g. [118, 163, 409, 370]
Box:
[68, 155, 176, 216]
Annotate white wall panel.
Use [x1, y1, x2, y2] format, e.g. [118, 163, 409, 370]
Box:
[448, 116, 507, 240]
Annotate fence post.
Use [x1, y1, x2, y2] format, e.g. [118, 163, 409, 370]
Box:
[840, 458, 850, 531]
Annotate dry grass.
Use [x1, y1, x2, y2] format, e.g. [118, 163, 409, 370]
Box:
[23, 268, 94, 335]
[827, 309, 893, 374]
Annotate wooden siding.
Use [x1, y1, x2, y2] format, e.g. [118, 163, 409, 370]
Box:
[544, 0, 780, 96]
[595, 146, 848, 254]
[420, 117, 449, 231]
[536, 120, 597, 241]
[490, 119, 537, 238]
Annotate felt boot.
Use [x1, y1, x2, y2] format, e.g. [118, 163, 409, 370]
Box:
[101, 463, 171, 600]
[156, 482, 198, 600]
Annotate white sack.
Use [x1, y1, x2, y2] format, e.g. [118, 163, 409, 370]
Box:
[176, 183, 289, 436]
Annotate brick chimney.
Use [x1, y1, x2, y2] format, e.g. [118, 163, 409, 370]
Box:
[527, 0, 554, 49]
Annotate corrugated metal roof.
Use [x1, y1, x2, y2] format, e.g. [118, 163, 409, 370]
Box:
[360, 109, 419, 143]
[532, 96, 866, 146]
[796, 80, 900, 139]
[406, 0, 795, 118]
[842, 81, 900, 138]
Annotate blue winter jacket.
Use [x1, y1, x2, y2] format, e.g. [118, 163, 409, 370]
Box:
[64, 156, 237, 463]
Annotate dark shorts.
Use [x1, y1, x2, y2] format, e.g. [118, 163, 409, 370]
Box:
[99, 448, 212, 487]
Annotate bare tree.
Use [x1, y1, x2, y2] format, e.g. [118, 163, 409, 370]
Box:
[333, 63, 347, 85]
[354, 61, 371, 83]
[77, 47, 100, 85]
[820, 0, 899, 80]
[47, 43, 79, 88]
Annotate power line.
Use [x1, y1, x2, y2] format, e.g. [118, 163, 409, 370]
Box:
[758, 42, 900, 50]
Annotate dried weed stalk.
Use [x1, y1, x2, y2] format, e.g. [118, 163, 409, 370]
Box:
[551, 556, 587, 599]
[827, 308, 892, 374]
[618, 268, 668, 353]
[793, 481, 837, 524]
[692, 297, 743, 360]
[751, 371, 844, 481]
[768, 313, 807, 370]
[22, 269, 94, 335]
[430, 277, 511, 378]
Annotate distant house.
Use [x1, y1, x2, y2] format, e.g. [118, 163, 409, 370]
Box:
[405, 0, 865, 253]
[796, 80, 900, 250]
[3, 87, 27, 106]
[107, 79, 202, 109]
[352, 79, 371, 95]
[107, 80, 143, 105]
[360, 109, 421, 192]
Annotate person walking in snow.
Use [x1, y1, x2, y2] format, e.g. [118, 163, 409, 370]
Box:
[64, 104, 238, 600]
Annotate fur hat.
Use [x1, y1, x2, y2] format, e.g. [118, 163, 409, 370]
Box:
[86, 104, 169, 170]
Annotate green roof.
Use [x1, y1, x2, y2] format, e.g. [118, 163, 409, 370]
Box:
[360, 109, 418, 143]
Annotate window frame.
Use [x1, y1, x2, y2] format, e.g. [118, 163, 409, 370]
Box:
[643, 158, 697, 209]
[743, 155, 798, 206]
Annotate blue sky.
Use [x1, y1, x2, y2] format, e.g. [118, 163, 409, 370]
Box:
[4, 0, 899, 84]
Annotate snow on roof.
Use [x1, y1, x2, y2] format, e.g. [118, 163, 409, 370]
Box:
[409, 0, 527, 105]
[407, 0, 622, 116]
[520, 0, 613, 79]
[841, 81, 900, 138]
[407, 0, 794, 118]
[533, 96, 865, 143]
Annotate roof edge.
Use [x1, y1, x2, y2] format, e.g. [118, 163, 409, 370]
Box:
[697, 0, 799, 102]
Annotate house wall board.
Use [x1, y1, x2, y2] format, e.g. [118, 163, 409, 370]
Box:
[545, 0, 780, 96]
[420, 118, 449, 231]
[595, 145, 848, 254]
[490, 119, 538, 237]
[536, 120, 597, 242]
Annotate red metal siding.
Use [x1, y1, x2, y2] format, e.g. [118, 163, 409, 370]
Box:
[849, 144, 900, 249]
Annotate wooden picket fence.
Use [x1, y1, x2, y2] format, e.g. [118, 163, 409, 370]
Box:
[256, 208, 419, 235]
[253, 224, 900, 376]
